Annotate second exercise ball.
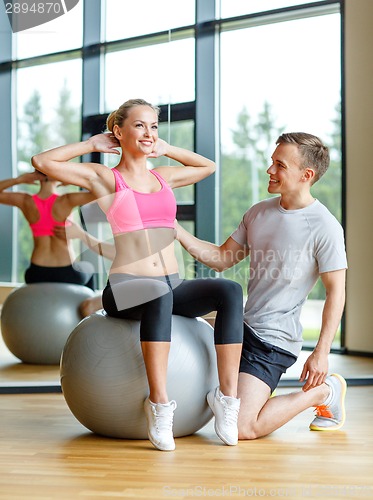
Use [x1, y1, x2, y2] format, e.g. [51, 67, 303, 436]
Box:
[1, 283, 95, 364]
[60, 311, 219, 439]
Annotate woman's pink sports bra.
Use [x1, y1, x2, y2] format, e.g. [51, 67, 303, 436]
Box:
[29, 194, 67, 237]
[106, 168, 177, 235]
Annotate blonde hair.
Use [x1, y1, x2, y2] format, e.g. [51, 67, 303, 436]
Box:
[106, 99, 160, 132]
[276, 132, 330, 184]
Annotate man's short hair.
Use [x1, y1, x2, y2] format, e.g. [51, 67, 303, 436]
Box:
[276, 132, 330, 183]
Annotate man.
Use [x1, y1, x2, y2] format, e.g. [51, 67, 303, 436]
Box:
[176, 132, 347, 439]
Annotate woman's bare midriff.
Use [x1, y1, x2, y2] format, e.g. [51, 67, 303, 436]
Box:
[109, 227, 179, 276]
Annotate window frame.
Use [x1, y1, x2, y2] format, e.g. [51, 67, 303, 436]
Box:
[0, 0, 345, 351]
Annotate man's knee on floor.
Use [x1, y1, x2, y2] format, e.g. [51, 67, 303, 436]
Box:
[237, 419, 261, 440]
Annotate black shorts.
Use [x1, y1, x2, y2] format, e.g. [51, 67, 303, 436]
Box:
[24, 262, 96, 290]
[103, 273, 243, 344]
[239, 323, 297, 393]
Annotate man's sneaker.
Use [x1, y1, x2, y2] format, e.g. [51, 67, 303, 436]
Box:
[144, 398, 177, 451]
[309, 373, 347, 431]
[207, 387, 240, 445]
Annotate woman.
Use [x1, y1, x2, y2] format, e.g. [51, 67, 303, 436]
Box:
[0, 171, 95, 288]
[32, 98, 243, 451]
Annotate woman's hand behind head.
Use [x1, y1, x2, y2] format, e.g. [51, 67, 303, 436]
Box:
[88, 133, 121, 155]
[18, 171, 46, 185]
[147, 138, 169, 159]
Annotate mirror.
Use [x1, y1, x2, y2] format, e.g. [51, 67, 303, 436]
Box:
[0, 290, 60, 392]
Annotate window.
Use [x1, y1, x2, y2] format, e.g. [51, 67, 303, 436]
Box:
[14, 1, 83, 59]
[16, 59, 82, 165]
[104, 37, 195, 110]
[105, 0, 195, 41]
[1, 0, 344, 348]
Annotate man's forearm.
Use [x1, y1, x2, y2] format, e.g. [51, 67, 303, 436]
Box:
[314, 289, 345, 355]
[177, 224, 227, 272]
[77, 228, 115, 261]
[85, 236, 115, 262]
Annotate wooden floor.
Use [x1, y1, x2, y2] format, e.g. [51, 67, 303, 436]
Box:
[1, 321, 373, 499]
[0, 387, 372, 499]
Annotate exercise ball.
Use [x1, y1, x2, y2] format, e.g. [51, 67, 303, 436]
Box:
[1, 283, 95, 365]
[60, 311, 219, 439]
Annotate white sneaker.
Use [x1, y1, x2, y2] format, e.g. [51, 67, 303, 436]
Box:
[144, 398, 177, 451]
[207, 387, 240, 446]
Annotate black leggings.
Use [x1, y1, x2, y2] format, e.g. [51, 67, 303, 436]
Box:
[25, 262, 96, 290]
[102, 273, 243, 344]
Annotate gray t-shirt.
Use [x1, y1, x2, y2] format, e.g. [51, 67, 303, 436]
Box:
[230, 196, 347, 356]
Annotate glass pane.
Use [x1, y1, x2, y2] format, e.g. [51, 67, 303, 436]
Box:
[105, 0, 195, 41]
[220, 13, 342, 345]
[220, 0, 318, 18]
[105, 38, 195, 109]
[103, 120, 195, 203]
[149, 120, 195, 204]
[77, 221, 114, 290]
[14, 1, 83, 59]
[177, 221, 195, 280]
[300, 280, 341, 349]
[16, 58, 82, 280]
